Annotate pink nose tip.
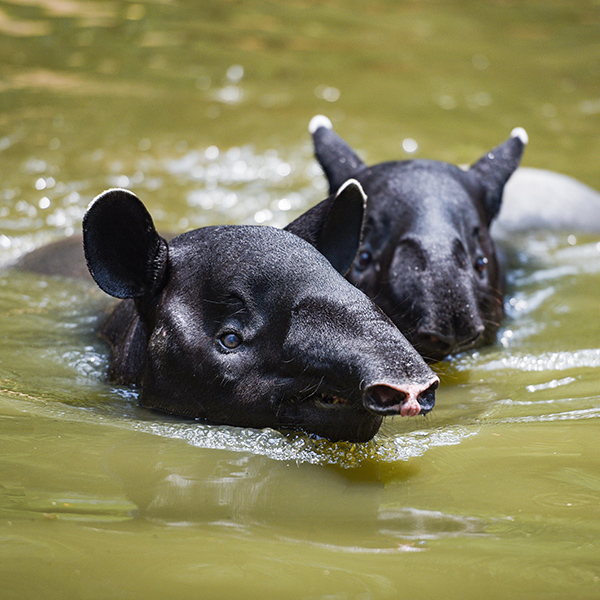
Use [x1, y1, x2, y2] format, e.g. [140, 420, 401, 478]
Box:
[363, 377, 439, 417]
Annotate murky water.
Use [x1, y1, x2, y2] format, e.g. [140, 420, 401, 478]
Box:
[1, 1, 599, 598]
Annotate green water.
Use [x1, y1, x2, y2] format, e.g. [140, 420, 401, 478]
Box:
[1, 1, 600, 598]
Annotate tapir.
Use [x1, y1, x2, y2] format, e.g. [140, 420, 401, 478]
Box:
[18, 180, 439, 443]
[308, 116, 528, 362]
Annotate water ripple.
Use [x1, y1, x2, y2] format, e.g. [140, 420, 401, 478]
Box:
[479, 349, 600, 372]
[129, 420, 477, 468]
[503, 407, 600, 423]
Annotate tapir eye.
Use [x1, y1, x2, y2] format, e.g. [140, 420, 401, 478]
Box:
[355, 250, 372, 271]
[219, 332, 242, 350]
[475, 256, 489, 275]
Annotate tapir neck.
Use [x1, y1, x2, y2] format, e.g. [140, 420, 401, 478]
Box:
[99, 299, 147, 384]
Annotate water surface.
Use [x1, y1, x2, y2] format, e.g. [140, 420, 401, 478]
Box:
[1, 1, 599, 599]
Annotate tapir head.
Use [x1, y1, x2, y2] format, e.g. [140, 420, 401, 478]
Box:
[309, 116, 527, 362]
[83, 183, 438, 442]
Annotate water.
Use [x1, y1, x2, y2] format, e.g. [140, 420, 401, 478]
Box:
[1, 1, 600, 598]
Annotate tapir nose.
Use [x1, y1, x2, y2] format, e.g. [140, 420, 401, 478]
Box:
[363, 377, 439, 417]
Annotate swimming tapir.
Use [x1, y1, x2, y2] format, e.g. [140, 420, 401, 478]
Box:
[308, 116, 527, 362]
[76, 181, 438, 442]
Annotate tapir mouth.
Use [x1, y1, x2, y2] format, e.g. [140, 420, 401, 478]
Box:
[413, 328, 484, 363]
[277, 377, 438, 444]
[314, 393, 351, 407]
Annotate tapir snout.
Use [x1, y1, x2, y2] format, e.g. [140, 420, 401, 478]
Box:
[376, 226, 491, 362]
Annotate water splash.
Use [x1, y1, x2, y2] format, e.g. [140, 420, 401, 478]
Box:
[129, 419, 476, 468]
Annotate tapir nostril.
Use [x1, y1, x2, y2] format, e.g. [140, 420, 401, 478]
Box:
[417, 326, 484, 360]
[417, 379, 439, 414]
[415, 331, 454, 362]
[365, 385, 408, 415]
[459, 328, 484, 347]
[418, 330, 454, 347]
[364, 379, 438, 417]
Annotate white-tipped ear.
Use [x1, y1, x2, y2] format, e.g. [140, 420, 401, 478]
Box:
[309, 114, 333, 134]
[284, 178, 366, 276]
[336, 178, 366, 202]
[310, 118, 365, 193]
[510, 127, 528, 145]
[83, 189, 168, 299]
[469, 131, 527, 225]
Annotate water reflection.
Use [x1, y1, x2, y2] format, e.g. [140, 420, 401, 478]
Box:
[104, 429, 490, 548]
[378, 507, 485, 541]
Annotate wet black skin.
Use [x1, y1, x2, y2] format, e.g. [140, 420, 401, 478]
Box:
[310, 121, 526, 362]
[80, 184, 438, 442]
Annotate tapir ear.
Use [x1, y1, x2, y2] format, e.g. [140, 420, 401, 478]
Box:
[310, 115, 366, 195]
[468, 127, 528, 224]
[83, 188, 169, 299]
[285, 179, 366, 275]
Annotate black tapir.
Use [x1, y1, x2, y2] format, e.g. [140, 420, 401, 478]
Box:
[308, 116, 527, 362]
[72, 181, 438, 442]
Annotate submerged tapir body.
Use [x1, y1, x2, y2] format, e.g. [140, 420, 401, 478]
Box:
[67, 182, 437, 442]
[309, 116, 527, 362]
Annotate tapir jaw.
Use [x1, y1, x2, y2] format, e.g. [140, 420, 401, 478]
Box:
[272, 389, 381, 443]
